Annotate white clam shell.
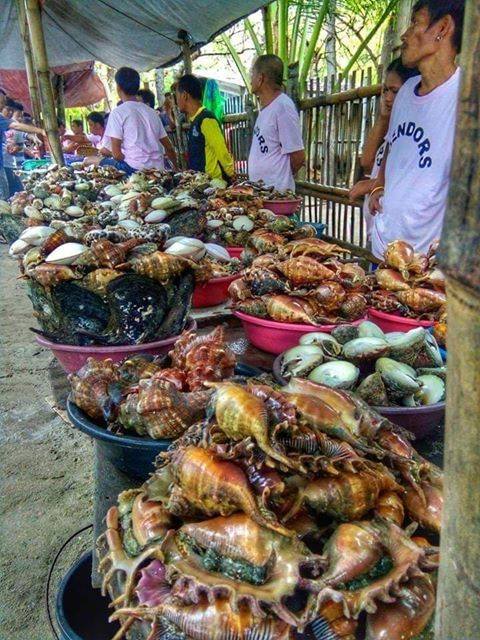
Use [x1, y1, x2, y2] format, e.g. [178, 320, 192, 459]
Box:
[45, 242, 88, 265]
[65, 205, 84, 218]
[206, 219, 224, 229]
[117, 210, 130, 221]
[165, 238, 206, 261]
[19, 225, 54, 245]
[232, 215, 254, 231]
[118, 219, 141, 230]
[205, 243, 231, 262]
[104, 184, 123, 197]
[145, 209, 169, 223]
[0, 199, 11, 214]
[164, 236, 189, 249]
[151, 196, 177, 210]
[110, 194, 124, 205]
[121, 191, 140, 203]
[9, 239, 30, 257]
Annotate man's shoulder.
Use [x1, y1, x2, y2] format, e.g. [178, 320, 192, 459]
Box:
[274, 92, 298, 114]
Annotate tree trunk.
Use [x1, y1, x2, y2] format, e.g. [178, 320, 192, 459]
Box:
[15, 0, 41, 124]
[380, 16, 395, 75]
[436, 1, 480, 638]
[154, 68, 165, 107]
[394, 0, 412, 47]
[24, 0, 64, 165]
[325, 0, 337, 77]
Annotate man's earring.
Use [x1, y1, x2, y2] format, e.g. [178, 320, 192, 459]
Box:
[436, 35, 443, 41]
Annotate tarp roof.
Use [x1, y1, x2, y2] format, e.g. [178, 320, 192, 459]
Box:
[1, 0, 270, 71]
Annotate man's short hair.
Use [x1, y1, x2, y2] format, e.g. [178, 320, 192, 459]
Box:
[137, 89, 156, 109]
[87, 111, 105, 126]
[412, 0, 466, 51]
[252, 55, 284, 87]
[71, 119, 83, 128]
[176, 75, 203, 101]
[115, 67, 140, 96]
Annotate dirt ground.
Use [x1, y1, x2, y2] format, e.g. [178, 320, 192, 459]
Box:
[0, 245, 93, 640]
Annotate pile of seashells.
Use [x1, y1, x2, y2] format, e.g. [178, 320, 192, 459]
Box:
[95, 376, 441, 640]
[369, 240, 446, 322]
[279, 320, 446, 408]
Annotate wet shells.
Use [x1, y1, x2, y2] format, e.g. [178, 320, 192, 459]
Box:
[376, 358, 420, 399]
[145, 209, 169, 223]
[24, 205, 45, 220]
[151, 196, 177, 210]
[356, 372, 389, 406]
[386, 327, 426, 366]
[118, 219, 141, 230]
[110, 194, 124, 205]
[74, 182, 92, 192]
[9, 239, 30, 257]
[0, 199, 12, 214]
[166, 238, 206, 261]
[357, 320, 386, 340]
[205, 243, 231, 262]
[65, 205, 84, 218]
[19, 225, 55, 246]
[416, 375, 445, 405]
[232, 215, 255, 231]
[281, 344, 324, 377]
[308, 360, 360, 389]
[103, 184, 123, 198]
[342, 337, 390, 362]
[45, 242, 88, 265]
[299, 332, 342, 357]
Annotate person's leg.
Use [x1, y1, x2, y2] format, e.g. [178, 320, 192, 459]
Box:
[0, 168, 10, 200]
[4, 168, 23, 197]
[99, 157, 135, 176]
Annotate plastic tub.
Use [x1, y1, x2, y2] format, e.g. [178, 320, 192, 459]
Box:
[67, 362, 263, 479]
[56, 552, 119, 640]
[368, 308, 434, 333]
[192, 274, 240, 308]
[262, 198, 302, 216]
[226, 246, 244, 259]
[35, 318, 197, 374]
[233, 311, 364, 355]
[272, 355, 444, 440]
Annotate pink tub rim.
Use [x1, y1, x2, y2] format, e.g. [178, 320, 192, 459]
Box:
[368, 308, 435, 328]
[233, 310, 364, 332]
[34, 317, 197, 354]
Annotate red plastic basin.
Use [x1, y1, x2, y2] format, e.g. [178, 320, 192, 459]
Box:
[262, 198, 302, 216]
[35, 318, 197, 374]
[233, 311, 364, 355]
[226, 247, 244, 259]
[368, 308, 434, 333]
[193, 274, 240, 308]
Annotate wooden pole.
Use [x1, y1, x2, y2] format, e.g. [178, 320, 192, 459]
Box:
[436, 1, 480, 638]
[24, 0, 64, 165]
[394, 0, 413, 48]
[15, 0, 41, 124]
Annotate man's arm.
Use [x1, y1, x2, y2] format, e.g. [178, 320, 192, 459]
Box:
[160, 135, 177, 170]
[360, 116, 389, 173]
[9, 121, 44, 136]
[200, 118, 235, 178]
[290, 149, 306, 176]
[110, 137, 124, 161]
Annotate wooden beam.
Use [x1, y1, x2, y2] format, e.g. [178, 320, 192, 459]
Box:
[15, 0, 41, 124]
[436, 1, 480, 638]
[24, 0, 64, 165]
[298, 83, 381, 109]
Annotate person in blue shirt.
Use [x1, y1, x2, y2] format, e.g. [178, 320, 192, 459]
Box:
[0, 92, 44, 198]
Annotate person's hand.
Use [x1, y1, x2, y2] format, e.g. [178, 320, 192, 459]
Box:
[369, 187, 384, 216]
[379, 93, 392, 120]
[349, 179, 374, 203]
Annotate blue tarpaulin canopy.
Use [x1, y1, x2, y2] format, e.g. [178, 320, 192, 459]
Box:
[1, 0, 271, 70]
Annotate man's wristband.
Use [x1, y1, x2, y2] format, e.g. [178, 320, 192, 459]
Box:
[369, 186, 385, 197]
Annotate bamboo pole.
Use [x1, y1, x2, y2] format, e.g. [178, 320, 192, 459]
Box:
[244, 17, 263, 56]
[262, 5, 274, 55]
[436, 1, 480, 637]
[15, 0, 41, 124]
[395, 0, 413, 47]
[221, 34, 251, 91]
[277, 0, 288, 69]
[299, 0, 330, 90]
[289, 0, 303, 64]
[24, 0, 64, 165]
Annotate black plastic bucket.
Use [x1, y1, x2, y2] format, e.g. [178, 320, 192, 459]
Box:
[67, 363, 263, 480]
[56, 552, 120, 640]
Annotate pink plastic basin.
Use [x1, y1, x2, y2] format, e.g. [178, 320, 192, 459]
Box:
[35, 318, 197, 374]
[368, 308, 434, 333]
[233, 311, 364, 355]
[262, 198, 302, 216]
[193, 274, 240, 308]
[226, 247, 244, 259]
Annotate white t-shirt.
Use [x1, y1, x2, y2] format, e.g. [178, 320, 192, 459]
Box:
[371, 68, 461, 258]
[248, 93, 304, 192]
[105, 101, 167, 170]
[363, 140, 387, 239]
